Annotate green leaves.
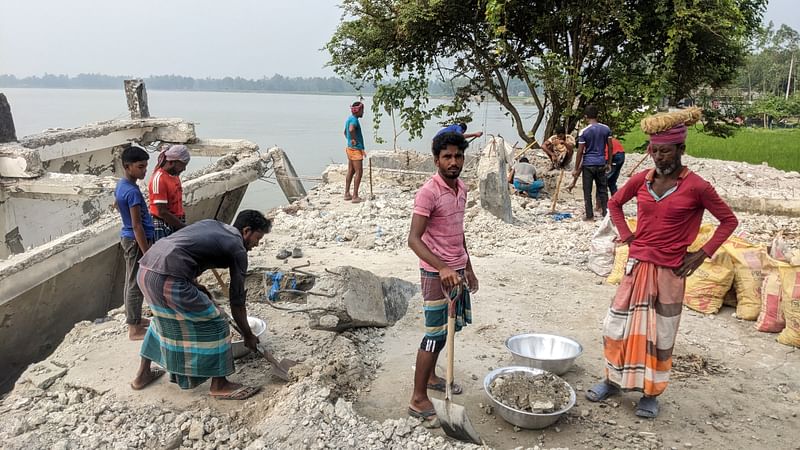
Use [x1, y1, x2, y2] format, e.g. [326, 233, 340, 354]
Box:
[326, 0, 766, 144]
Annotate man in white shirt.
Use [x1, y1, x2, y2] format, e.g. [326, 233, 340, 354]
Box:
[507, 157, 544, 198]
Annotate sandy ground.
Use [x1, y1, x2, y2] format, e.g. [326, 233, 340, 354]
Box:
[2, 158, 800, 449]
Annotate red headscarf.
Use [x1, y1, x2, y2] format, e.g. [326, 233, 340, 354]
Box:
[649, 124, 687, 146]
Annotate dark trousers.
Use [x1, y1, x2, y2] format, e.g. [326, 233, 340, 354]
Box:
[607, 152, 626, 195]
[582, 165, 608, 219]
[121, 238, 145, 325]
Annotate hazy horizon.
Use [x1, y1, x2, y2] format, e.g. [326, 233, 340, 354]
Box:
[0, 0, 797, 79]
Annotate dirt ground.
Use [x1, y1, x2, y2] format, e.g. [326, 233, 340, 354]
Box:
[2, 159, 800, 449]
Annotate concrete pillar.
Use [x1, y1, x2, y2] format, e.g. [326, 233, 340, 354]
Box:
[0, 93, 17, 143]
[124, 80, 150, 119]
[266, 146, 307, 203]
[477, 138, 513, 223]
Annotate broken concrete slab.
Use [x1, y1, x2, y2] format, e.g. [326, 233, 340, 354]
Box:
[477, 138, 513, 223]
[0, 144, 44, 178]
[22, 361, 68, 390]
[123, 79, 150, 119]
[305, 266, 416, 331]
[0, 93, 17, 143]
[188, 139, 259, 156]
[266, 146, 307, 203]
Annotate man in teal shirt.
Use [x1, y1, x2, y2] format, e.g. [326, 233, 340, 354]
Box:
[344, 101, 366, 203]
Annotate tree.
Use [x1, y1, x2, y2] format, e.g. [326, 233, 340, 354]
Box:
[326, 0, 766, 144]
[735, 22, 800, 99]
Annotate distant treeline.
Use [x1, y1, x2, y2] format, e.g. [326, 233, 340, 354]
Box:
[0, 73, 531, 97]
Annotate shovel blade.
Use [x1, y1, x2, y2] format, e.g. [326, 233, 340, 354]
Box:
[430, 397, 482, 445]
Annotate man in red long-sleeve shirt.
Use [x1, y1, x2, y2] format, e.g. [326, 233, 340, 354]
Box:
[585, 109, 738, 419]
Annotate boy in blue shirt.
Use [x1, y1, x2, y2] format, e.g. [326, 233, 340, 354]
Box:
[115, 146, 155, 340]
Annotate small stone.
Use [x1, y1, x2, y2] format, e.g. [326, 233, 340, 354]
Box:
[606, 419, 617, 425]
[685, 444, 693, 448]
[52, 440, 70, 450]
[188, 420, 205, 440]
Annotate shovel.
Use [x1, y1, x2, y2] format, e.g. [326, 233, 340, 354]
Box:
[429, 286, 482, 445]
[211, 269, 297, 381]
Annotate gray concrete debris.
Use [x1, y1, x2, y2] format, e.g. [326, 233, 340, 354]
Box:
[266, 146, 307, 203]
[306, 266, 415, 331]
[123, 79, 149, 119]
[477, 138, 513, 223]
[0, 93, 17, 143]
[23, 361, 68, 390]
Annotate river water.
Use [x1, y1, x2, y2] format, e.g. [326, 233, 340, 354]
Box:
[2, 88, 543, 209]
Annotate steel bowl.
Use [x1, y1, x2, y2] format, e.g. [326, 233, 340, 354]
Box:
[231, 316, 267, 359]
[483, 366, 576, 429]
[505, 333, 583, 375]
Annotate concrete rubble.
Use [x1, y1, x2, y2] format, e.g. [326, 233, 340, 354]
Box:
[305, 265, 416, 331]
[477, 138, 513, 223]
[1, 144, 799, 449]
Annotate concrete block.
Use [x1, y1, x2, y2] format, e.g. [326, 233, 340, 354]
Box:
[0, 144, 45, 178]
[477, 138, 513, 223]
[124, 79, 150, 119]
[142, 121, 196, 144]
[0, 93, 17, 143]
[24, 361, 68, 389]
[306, 266, 416, 331]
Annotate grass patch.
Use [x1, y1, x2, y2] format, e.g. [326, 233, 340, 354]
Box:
[618, 127, 800, 172]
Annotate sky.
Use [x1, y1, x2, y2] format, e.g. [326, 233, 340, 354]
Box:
[0, 0, 798, 79]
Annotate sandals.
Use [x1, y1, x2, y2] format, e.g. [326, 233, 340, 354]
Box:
[130, 368, 166, 391]
[635, 396, 659, 418]
[210, 385, 261, 401]
[276, 249, 291, 260]
[427, 380, 463, 395]
[585, 381, 619, 402]
[408, 407, 440, 429]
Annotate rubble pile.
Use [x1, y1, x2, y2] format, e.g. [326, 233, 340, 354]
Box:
[0, 307, 478, 450]
[271, 153, 800, 269]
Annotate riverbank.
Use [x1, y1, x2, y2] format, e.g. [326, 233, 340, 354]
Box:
[1, 150, 798, 449]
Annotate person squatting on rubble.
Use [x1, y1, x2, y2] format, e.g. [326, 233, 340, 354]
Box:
[541, 125, 576, 170]
[434, 122, 484, 140]
[573, 105, 613, 221]
[343, 101, 366, 204]
[585, 108, 738, 418]
[407, 131, 479, 427]
[148, 144, 190, 241]
[507, 156, 544, 198]
[114, 146, 154, 341]
[130, 210, 272, 400]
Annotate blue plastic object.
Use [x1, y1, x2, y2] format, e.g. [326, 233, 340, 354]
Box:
[266, 271, 297, 302]
[552, 212, 573, 222]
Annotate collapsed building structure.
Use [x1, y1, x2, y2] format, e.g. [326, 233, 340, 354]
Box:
[0, 82, 305, 393]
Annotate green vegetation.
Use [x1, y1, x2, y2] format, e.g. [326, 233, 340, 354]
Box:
[619, 127, 800, 172]
[327, 0, 766, 143]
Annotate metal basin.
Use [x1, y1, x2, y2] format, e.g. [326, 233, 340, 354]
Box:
[231, 316, 267, 359]
[505, 333, 583, 375]
[483, 366, 576, 430]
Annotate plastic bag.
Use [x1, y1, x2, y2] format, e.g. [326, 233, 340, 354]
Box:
[588, 215, 618, 277]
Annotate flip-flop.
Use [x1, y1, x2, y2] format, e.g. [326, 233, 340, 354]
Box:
[276, 249, 291, 260]
[635, 396, 659, 418]
[210, 385, 261, 401]
[408, 407, 440, 428]
[427, 381, 463, 395]
[130, 368, 166, 391]
[585, 382, 619, 402]
[351, 197, 363, 204]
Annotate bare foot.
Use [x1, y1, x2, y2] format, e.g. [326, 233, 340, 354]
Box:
[209, 380, 260, 400]
[343, 193, 352, 200]
[130, 368, 165, 390]
[128, 323, 148, 341]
